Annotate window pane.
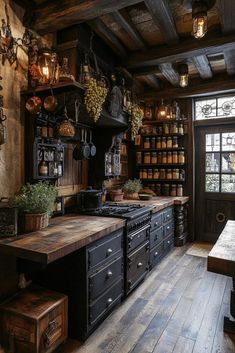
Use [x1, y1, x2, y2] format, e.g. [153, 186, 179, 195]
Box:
[206, 153, 220, 172]
[217, 97, 235, 117]
[195, 99, 216, 120]
[222, 132, 235, 151]
[222, 153, 235, 172]
[206, 134, 220, 151]
[221, 174, 235, 193]
[205, 174, 220, 192]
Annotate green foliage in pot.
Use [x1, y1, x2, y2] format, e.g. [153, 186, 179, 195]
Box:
[123, 179, 142, 195]
[14, 182, 57, 214]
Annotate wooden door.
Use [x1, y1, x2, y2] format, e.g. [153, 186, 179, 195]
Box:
[195, 124, 235, 242]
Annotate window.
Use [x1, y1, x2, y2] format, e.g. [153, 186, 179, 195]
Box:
[195, 95, 235, 120]
[205, 132, 235, 193]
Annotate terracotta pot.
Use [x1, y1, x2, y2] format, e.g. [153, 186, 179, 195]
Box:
[110, 191, 124, 202]
[124, 192, 139, 200]
[24, 212, 49, 233]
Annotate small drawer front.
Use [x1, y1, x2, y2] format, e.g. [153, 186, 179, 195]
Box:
[163, 207, 174, 223]
[150, 226, 163, 249]
[150, 242, 164, 269]
[89, 256, 122, 302]
[89, 280, 122, 326]
[151, 212, 162, 231]
[164, 234, 174, 253]
[88, 230, 122, 270]
[128, 225, 150, 253]
[164, 221, 174, 237]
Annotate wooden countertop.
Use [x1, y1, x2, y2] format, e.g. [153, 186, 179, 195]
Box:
[208, 220, 235, 277]
[0, 215, 125, 265]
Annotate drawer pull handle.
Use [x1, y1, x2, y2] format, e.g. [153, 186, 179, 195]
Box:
[107, 248, 113, 255]
[43, 320, 58, 348]
[167, 226, 170, 230]
[107, 270, 113, 278]
[155, 222, 158, 226]
[137, 262, 143, 268]
[166, 214, 170, 218]
[154, 251, 158, 257]
[167, 240, 171, 244]
[107, 298, 113, 305]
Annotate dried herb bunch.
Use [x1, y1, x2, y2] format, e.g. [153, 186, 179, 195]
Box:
[84, 78, 108, 122]
[123, 179, 142, 194]
[128, 104, 144, 140]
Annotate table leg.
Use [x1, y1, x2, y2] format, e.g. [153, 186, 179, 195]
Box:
[224, 277, 235, 334]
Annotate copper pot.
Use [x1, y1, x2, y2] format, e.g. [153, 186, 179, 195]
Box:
[57, 106, 75, 137]
[43, 95, 58, 112]
[26, 95, 42, 114]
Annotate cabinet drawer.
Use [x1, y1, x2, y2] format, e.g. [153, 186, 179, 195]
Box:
[89, 280, 122, 326]
[150, 241, 164, 269]
[89, 256, 122, 302]
[164, 234, 174, 253]
[128, 225, 150, 253]
[164, 221, 174, 237]
[151, 212, 162, 231]
[88, 230, 122, 270]
[163, 207, 174, 223]
[150, 226, 163, 249]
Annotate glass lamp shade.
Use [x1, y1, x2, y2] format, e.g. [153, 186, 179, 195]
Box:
[158, 100, 167, 119]
[38, 48, 54, 85]
[193, 13, 207, 38]
[178, 63, 189, 88]
[179, 73, 189, 88]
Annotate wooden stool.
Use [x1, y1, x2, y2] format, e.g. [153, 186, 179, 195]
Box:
[0, 286, 68, 353]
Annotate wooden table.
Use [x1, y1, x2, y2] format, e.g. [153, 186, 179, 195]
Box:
[208, 220, 235, 333]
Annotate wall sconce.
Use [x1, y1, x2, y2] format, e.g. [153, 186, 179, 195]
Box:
[192, 0, 208, 39]
[38, 48, 58, 85]
[178, 63, 189, 88]
[158, 99, 167, 119]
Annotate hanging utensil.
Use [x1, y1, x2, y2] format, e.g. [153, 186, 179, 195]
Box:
[73, 128, 82, 160]
[74, 98, 80, 125]
[89, 129, 96, 157]
[83, 129, 90, 159]
[25, 94, 42, 114]
[57, 105, 75, 138]
[43, 86, 58, 112]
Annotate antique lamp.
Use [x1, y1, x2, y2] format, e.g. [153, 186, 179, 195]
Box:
[158, 99, 167, 119]
[178, 63, 189, 88]
[38, 48, 55, 85]
[192, 0, 208, 38]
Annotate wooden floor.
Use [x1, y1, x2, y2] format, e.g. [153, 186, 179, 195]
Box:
[58, 245, 235, 353]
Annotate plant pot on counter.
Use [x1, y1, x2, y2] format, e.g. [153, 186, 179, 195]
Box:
[24, 212, 49, 233]
[110, 190, 124, 202]
[124, 192, 139, 200]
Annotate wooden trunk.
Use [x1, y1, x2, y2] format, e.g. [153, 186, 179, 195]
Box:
[0, 286, 68, 353]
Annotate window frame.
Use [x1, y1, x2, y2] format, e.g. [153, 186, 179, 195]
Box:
[194, 93, 235, 121]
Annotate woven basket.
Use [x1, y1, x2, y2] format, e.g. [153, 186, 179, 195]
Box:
[24, 213, 49, 233]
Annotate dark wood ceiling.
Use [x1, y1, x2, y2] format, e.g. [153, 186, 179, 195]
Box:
[16, 0, 235, 99]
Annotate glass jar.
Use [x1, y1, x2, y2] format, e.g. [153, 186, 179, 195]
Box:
[144, 137, 150, 149]
[139, 169, 143, 179]
[166, 169, 172, 179]
[177, 184, 183, 197]
[156, 126, 163, 134]
[156, 184, 161, 196]
[151, 152, 157, 164]
[171, 123, 178, 134]
[162, 152, 167, 164]
[142, 169, 147, 179]
[178, 123, 184, 134]
[136, 151, 142, 165]
[179, 169, 185, 180]
[172, 136, 178, 148]
[167, 152, 173, 164]
[153, 168, 160, 179]
[178, 151, 185, 164]
[151, 137, 156, 149]
[160, 169, 166, 179]
[172, 169, 179, 179]
[167, 137, 172, 149]
[157, 152, 162, 164]
[162, 137, 167, 149]
[173, 151, 178, 164]
[144, 152, 151, 164]
[148, 169, 153, 179]
[163, 124, 169, 134]
[162, 184, 170, 196]
[156, 137, 162, 149]
[171, 184, 177, 196]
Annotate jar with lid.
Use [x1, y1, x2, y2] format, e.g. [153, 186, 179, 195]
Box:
[162, 184, 170, 196]
[144, 152, 151, 164]
[161, 137, 167, 148]
[167, 151, 173, 164]
[148, 169, 153, 179]
[179, 169, 185, 180]
[162, 151, 167, 164]
[178, 151, 185, 164]
[156, 126, 163, 134]
[173, 151, 178, 164]
[163, 124, 169, 134]
[142, 169, 147, 179]
[177, 184, 183, 196]
[136, 151, 142, 165]
[156, 184, 161, 196]
[166, 169, 172, 180]
[144, 137, 150, 149]
[153, 168, 160, 179]
[178, 123, 184, 134]
[156, 137, 161, 149]
[172, 136, 178, 148]
[172, 169, 179, 179]
[151, 152, 157, 164]
[160, 168, 166, 179]
[171, 123, 178, 134]
[157, 152, 162, 163]
[170, 184, 177, 196]
[167, 137, 172, 148]
[139, 169, 143, 179]
[151, 137, 156, 149]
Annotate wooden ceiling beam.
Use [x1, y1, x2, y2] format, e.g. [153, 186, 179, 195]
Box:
[144, 0, 178, 43]
[139, 74, 235, 100]
[192, 55, 213, 79]
[25, 0, 143, 34]
[139, 74, 161, 90]
[159, 63, 179, 86]
[224, 49, 235, 75]
[112, 9, 147, 51]
[88, 19, 127, 59]
[131, 66, 161, 77]
[125, 31, 235, 69]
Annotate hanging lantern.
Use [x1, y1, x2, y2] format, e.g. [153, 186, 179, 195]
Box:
[158, 99, 167, 120]
[192, 0, 208, 39]
[178, 63, 189, 88]
[38, 48, 56, 85]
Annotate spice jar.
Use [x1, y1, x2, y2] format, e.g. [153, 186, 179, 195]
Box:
[172, 169, 179, 179]
[166, 169, 172, 179]
[157, 152, 162, 164]
[151, 137, 156, 149]
[167, 151, 173, 164]
[178, 151, 185, 164]
[151, 152, 157, 164]
[136, 151, 142, 164]
[162, 152, 167, 164]
[167, 137, 172, 149]
[171, 184, 177, 196]
[144, 152, 151, 164]
[171, 123, 178, 134]
[160, 168, 166, 179]
[162, 184, 170, 196]
[144, 137, 150, 149]
[163, 124, 169, 134]
[156, 184, 161, 196]
[157, 126, 163, 134]
[177, 184, 183, 196]
[162, 137, 167, 148]
[173, 151, 178, 164]
[153, 168, 160, 179]
[172, 136, 178, 148]
[139, 169, 143, 179]
[179, 169, 185, 180]
[142, 169, 147, 179]
[148, 169, 153, 179]
[178, 123, 184, 134]
[156, 137, 162, 149]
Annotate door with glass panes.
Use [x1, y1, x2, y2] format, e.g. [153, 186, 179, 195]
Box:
[195, 125, 235, 242]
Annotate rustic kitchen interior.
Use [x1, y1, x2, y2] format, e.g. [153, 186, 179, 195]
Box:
[0, 0, 235, 352]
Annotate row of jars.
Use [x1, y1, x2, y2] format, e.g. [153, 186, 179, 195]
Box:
[143, 136, 180, 149]
[137, 151, 185, 165]
[139, 168, 185, 180]
[141, 123, 186, 136]
[147, 183, 183, 197]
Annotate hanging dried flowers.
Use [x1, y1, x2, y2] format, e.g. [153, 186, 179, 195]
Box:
[128, 104, 144, 141]
[84, 78, 108, 122]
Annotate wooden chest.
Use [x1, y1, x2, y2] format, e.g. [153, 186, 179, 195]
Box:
[0, 286, 68, 353]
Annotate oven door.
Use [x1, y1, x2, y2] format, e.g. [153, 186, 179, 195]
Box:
[127, 224, 150, 252]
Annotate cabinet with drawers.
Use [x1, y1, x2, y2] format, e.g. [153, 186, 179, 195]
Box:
[149, 207, 174, 270]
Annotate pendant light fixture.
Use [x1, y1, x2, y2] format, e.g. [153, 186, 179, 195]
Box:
[178, 63, 189, 88]
[158, 99, 167, 119]
[192, 0, 208, 39]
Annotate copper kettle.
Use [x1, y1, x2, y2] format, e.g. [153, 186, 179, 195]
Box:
[57, 106, 75, 138]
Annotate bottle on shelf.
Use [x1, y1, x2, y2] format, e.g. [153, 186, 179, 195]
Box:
[38, 149, 48, 177]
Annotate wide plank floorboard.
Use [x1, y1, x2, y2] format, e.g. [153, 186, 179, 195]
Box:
[57, 245, 235, 353]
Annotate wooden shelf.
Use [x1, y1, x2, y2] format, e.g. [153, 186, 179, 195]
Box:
[141, 133, 187, 137]
[21, 81, 85, 95]
[141, 179, 185, 182]
[137, 163, 185, 167]
[139, 148, 185, 152]
[142, 119, 188, 125]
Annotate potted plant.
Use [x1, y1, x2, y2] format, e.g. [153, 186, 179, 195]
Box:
[110, 187, 124, 202]
[123, 179, 142, 199]
[14, 182, 57, 233]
